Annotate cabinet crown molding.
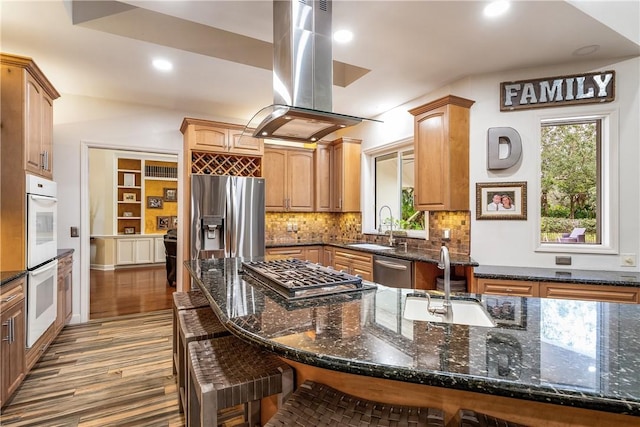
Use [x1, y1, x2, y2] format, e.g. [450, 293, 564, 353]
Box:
[1, 53, 60, 99]
[408, 95, 475, 116]
[180, 117, 246, 134]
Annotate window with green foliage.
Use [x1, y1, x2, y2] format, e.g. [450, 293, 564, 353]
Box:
[375, 149, 425, 233]
[540, 119, 601, 244]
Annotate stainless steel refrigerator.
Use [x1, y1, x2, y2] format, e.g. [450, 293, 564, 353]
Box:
[190, 175, 265, 259]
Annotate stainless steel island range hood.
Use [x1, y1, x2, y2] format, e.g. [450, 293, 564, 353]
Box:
[249, 0, 367, 143]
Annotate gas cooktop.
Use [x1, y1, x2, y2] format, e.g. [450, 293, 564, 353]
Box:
[241, 258, 371, 300]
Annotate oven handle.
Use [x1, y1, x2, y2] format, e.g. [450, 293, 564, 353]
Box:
[29, 194, 58, 206]
[30, 260, 58, 276]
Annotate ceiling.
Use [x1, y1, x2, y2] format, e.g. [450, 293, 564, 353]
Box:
[1, 1, 638, 124]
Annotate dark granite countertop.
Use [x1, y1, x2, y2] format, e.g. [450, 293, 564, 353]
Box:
[57, 248, 74, 258]
[1, 270, 26, 287]
[186, 258, 640, 417]
[475, 264, 640, 288]
[2, 249, 73, 288]
[266, 239, 478, 267]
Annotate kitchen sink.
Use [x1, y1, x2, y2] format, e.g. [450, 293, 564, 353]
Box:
[403, 296, 496, 327]
[348, 243, 394, 250]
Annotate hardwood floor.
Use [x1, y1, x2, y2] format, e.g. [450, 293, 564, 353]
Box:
[0, 310, 184, 426]
[90, 265, 174, 319]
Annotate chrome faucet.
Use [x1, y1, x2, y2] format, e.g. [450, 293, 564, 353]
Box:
[428, 244, 452, 320]
[378, 205, 396, 247]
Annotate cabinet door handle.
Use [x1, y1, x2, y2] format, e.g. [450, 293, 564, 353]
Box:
[9, 317, 14, 343]
[2, 294, 18, 303]
[505, 288, 513, 292]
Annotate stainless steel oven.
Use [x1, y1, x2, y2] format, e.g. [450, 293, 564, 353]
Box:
[25, 174, 58, 347]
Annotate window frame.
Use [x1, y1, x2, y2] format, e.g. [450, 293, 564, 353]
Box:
[534, 107, 619, 254]
[365, 138, 428, 240]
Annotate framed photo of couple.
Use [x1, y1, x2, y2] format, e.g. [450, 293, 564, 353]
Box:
[476, 181, 527, 220]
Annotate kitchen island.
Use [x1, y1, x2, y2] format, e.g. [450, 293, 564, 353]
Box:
[185, 258, 640, 426]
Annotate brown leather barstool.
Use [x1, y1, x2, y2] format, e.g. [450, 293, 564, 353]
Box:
[266, 380, 445, 427]
[172, 290, 210, 375]
[187, 335, 294, 427]
[458, 409, 528, 427]
[177, 306, 230, 413]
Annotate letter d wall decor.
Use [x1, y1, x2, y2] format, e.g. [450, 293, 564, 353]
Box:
[487, 127, 522, 170]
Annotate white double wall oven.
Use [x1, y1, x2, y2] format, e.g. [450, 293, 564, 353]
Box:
[25, 174, 58, 347]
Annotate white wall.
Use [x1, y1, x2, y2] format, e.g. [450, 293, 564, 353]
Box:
[349, 57, 640, 272]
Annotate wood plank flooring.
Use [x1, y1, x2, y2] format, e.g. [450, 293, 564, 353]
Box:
[90, 265, 174, 319]
[0, 310, 184, 426]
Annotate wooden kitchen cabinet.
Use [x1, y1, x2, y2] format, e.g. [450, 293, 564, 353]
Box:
[409, 95, 474, 211]
[181, 118, 264, 156]
[540, 282, 639, 304]
[1, 277, 25, 408]
[314, 142, 332, 212]
[332, 138, 361, 212]
[333, 248, 373, 281]
[56, 252, 73, 334]
[476, 278, 540, 297]
[266, 246, 322, 264]
[314, 138, 361, 212]
[1, 54, 60, 180]
[322, 246, 334, 267]
[264, 147, 314, 212]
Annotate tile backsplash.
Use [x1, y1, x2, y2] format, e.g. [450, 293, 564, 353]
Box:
[266, 210, 470, 255]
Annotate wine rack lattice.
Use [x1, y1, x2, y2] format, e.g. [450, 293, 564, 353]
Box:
[191, 152, 262, 177]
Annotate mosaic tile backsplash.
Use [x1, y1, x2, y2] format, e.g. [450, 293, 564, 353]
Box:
[266, 210, 471, 255]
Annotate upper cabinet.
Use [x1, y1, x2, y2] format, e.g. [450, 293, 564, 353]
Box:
[263, 147, 314, 212]
[1, 53, 60, 179]
[409, 96, 474, 211]
[181, 118, 264, 156]
[314, 137, 362, 212]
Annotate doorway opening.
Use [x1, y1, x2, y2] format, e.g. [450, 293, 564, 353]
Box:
[87, 147, 178, 319]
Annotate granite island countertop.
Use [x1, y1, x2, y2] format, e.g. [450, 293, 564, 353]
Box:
[266, 239, 479, 267]
[186, 258, 640, 418]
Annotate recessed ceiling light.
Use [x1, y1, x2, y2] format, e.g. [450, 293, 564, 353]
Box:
[333, 29, 353, 44]
[152, 58, 173, 72]
[484, 0, 510, 18]
[572, 45, 600, 56]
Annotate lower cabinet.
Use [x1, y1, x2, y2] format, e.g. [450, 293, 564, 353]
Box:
[1, 277, 25, 408]
[116, 237, 154, 265]
[540, 282, 639, 303]
[56, 252, 73, 334]
[265, 246, 321, 264]
[333, 248, 373, 281]
[476, 277, 639, 303]
[476, 278, 539, 297]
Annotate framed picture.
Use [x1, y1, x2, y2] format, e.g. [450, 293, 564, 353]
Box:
[157, 216, 170, 230]
[481, 295, 527, 329]
[123, 211, 133, 217]
[163, 187, 177, 202]
[123, 173, 136, 187]
[123, 227, 135, 234]
[122, 192, 136, 202]
[147, 196, 164, 209]
[476, 181, 527, 220]
[170, 216, 178, 229]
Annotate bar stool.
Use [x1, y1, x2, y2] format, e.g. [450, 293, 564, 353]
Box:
[172, 290, 210, 375]
[187, 335, 294, 427]
[458, 409, 528, 427]
[266, 380, 445, 427]
[177, 306, 230, 413]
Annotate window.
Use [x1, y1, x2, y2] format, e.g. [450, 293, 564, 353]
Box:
[538, 111, 617, 253]
[374, 148, 425, 235]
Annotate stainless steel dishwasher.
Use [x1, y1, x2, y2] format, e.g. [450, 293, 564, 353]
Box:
[373, 255, 413, 288]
